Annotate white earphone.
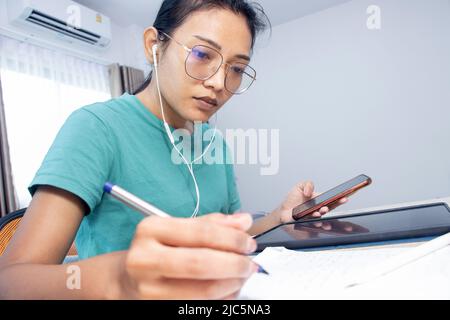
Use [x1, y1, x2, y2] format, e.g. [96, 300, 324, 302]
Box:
[151, 42, 218, 218]
[152, 44, 159, 67]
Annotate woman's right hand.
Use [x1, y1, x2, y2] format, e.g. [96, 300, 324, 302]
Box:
[115, 213, 259, 300]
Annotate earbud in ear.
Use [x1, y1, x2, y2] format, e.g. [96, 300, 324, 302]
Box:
[152, 44, 159, 67]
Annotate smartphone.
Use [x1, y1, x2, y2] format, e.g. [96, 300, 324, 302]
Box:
[292, 174, 372, 220]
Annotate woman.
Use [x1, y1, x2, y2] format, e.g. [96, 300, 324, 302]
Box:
[0, 0, 346, 299]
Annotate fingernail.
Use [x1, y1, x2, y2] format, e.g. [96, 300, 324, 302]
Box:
[247, 238, 257, 253]
[236, 213, 253, 225]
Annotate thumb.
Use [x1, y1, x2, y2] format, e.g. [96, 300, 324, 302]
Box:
[199, 213, 254, 231]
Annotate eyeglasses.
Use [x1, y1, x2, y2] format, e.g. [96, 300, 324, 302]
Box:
[158, 31, 257, 95]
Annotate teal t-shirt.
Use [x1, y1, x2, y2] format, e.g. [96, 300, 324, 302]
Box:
[29, 93, 241, 259]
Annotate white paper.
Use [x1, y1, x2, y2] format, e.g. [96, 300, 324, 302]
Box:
[239, 245, 450, 299]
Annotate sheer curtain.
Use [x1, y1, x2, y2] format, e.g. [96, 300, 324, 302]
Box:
[0, 72, 18, 216]
[0, 35, 111, 208]
[108, 63, 145, 97]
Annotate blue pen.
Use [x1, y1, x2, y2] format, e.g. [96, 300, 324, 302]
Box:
[104, 182, 171, 217]
[103, 182, 269, 275]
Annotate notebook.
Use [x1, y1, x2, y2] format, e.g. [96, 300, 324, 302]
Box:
[239, 245, 450, 299]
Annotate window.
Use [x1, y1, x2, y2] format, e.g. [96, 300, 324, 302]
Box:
[0, 35, 111, 207]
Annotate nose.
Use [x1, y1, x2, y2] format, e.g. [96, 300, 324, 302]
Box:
[203, 64, 227, 92]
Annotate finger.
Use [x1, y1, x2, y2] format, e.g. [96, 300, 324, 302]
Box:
[311, 211, 321, 218]
[138, 278, 246, 300]
[319, 207, 329, 215]
[136, 217, 256, 255]
[302, 181, 314, 198]
[129, 242, 257, 280]
[339, 197, 348, 204]
[200, 213, 253, 231]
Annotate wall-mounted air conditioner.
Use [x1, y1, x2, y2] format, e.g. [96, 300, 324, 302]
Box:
[6, 0, 111, 50]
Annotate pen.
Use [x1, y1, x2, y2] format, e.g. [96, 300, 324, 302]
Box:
[104, 182, 171, 217]
[103, 182, 269, 275]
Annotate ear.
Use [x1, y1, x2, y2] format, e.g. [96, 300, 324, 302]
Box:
[143, 27, 160, 65]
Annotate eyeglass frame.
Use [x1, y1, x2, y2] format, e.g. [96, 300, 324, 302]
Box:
[156, 30, 257, 95]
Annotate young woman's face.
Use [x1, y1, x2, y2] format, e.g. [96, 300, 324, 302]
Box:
[157, 9, 253, 123]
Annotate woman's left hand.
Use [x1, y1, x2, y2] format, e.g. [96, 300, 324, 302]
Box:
[276, 181, 348, 224]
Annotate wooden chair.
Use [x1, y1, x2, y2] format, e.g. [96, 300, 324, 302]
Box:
[0, 208, 26, 255]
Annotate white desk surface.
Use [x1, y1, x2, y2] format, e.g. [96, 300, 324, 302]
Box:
[244, 197, 450, 300]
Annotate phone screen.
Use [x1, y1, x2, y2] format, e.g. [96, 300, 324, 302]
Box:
[292, 174, 371, 219]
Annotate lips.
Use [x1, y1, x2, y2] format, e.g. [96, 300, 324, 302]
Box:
[194, 97, 219, 111]
[194, 97, 218, 108]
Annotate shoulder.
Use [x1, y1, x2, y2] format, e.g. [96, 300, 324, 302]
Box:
[74, 96, 126, 124]
[64, 94, 137, 134]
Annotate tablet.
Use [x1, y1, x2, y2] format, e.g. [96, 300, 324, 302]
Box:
[255, 202, 450, 252]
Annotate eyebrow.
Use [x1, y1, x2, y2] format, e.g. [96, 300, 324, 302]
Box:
[193, 35, 251, 62]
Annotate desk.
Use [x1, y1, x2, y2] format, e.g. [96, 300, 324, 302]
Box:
[243, 197, 450, 300]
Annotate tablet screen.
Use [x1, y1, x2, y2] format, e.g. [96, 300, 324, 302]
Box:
[255, 203, 450, 251]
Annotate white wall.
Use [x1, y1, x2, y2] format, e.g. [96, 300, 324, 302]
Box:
[219, 0, 450, 213]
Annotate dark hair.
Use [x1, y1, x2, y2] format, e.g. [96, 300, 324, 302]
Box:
[133, 0, 271, 94]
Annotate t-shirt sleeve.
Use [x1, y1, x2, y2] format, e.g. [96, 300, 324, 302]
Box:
[28, 107, 114, 214]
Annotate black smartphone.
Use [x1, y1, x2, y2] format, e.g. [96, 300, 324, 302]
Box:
[292, 174, 372, 220]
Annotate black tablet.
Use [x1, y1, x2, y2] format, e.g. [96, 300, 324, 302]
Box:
[255, 202, 450, 252]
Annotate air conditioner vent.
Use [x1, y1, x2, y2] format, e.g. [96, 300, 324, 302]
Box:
[26, 9, 101, 45]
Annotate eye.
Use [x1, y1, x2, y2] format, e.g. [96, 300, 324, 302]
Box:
[231, 65, 245, 75]
[191, 47, 210, 61]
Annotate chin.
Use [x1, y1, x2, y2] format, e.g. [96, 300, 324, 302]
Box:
[193, 115, 212, 124]
[187, 109, 216, 123]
